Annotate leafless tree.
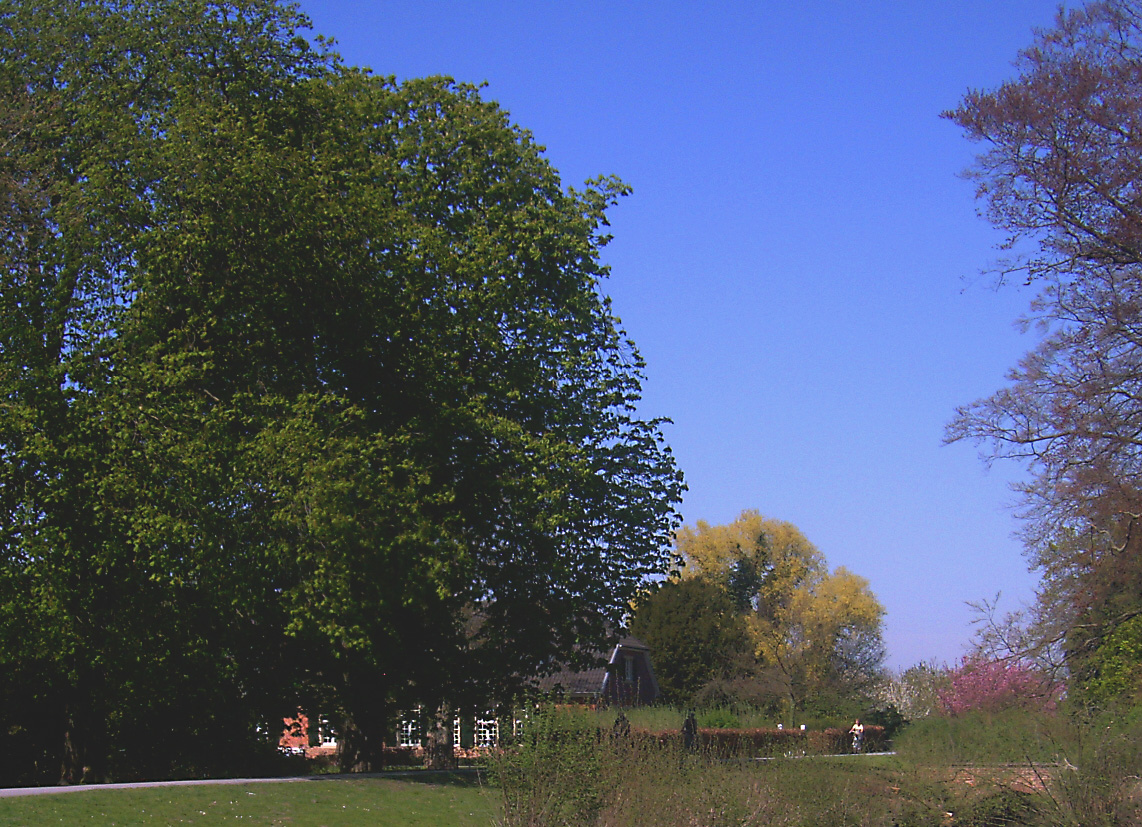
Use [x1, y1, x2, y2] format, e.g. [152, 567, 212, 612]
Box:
[946, 1, 1142, 684]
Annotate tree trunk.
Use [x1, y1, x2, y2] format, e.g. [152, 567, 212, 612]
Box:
[58, 699, 105, 785]
[59, 717, 81, 785]
[56, 664, 112, 786]
[337, 708, 393, 773]
[424, 704, 457, 770]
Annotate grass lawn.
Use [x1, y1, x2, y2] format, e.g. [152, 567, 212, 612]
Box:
[0, 773, 500, 827]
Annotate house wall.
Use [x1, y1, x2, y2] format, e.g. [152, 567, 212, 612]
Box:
[603, 646, 658, 706]
[279, 712, 337, 754]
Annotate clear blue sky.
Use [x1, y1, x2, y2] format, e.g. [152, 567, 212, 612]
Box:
[295, 0, 1065, 669]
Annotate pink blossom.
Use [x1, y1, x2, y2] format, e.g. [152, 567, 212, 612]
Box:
[938, 656, 1061, 716]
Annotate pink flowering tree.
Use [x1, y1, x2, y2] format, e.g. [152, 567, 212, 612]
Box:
[938, 656, 1062, 716]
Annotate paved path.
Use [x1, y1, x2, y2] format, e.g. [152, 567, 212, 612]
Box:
[750, 750, 897, 762]
[0, 768, 483, 798]
[0, 754, 895, 798]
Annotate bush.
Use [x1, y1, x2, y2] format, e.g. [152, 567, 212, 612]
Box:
[864, 703, 908, 740]
[611, 724, 884, 758]
[1045, 708, 1142, 827]
[698, 707, 741, 729]
[605, 704, 776, 732]
[489, 718, 908, 827]
[939, 657, 1061, 716]
[696, 727, 801, 757]
[954, 788, 1043, 827]
[489, 707, 609, 827]
[487, 702, 1142, 826]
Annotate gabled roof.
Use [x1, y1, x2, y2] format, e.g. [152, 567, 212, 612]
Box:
[534, 636, 657, 700]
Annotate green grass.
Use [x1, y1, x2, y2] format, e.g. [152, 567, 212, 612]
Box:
[0, 773, 499, 827]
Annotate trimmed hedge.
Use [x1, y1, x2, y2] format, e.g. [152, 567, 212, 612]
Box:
[623, 726, 886, 757]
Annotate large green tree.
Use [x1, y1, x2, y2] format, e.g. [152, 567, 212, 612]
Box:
[0, 0, 683, 783]
[945, 0, 1142, 708]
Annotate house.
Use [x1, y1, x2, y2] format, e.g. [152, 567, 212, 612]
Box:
[534, 635, 660, 707]
[278, 712, 338, 756]
[393, 635, 661, 752]
[281, 635, 661, 756]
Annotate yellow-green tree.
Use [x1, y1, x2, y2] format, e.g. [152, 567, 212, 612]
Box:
[677, 510, 885, 717]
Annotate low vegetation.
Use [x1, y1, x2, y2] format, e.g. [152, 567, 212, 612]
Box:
[488, 705, 1142, 826]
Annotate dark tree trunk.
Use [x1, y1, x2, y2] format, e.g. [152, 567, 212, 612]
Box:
[337, 708, 393, 772]
[58, 693, 106, 785]
[424, 704, 457, 770]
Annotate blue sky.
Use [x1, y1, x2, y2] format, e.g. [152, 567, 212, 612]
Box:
[295, 0, 1065, 669]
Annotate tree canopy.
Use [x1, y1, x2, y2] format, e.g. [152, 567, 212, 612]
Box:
[634, 510, 885, 717]
[945, 0, 1142, 707]
[629, 577, 750, 706]
[0, 0, 684, 783]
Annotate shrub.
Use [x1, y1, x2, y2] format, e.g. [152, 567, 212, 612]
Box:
[698, 707, 741, 729]
[621, 725, 884, 757]
[490, 707, 608, 827]
[490, 718, 906, 827]
[954, 788, 1043, 827]
[939, 657, 1061, 716]
[1077, 615, 1142, 709]
[607, 704, 776, 732]
[1045, 708, 1142, 827]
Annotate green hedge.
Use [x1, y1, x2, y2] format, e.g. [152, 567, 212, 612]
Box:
[623, 725, 885, 756]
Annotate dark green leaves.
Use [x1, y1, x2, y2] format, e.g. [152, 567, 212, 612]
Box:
[0, 0, 682, 780]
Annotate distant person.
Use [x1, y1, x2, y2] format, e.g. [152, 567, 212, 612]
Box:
[612, 710, 630, 739]
[849, 719, 864, 753]
[682, 710, 698, 753]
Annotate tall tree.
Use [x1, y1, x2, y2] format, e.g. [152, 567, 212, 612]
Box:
[945, 0, 1142, 704]
[630, 577, 750, 706]
[0, 0, 684, 783]
[674, 511, 885, 716]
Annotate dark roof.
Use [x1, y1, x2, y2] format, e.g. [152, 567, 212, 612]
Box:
[535, 665, 609, 697]
[533, 636, 653, 699]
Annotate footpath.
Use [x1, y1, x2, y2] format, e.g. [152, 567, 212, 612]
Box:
[0, 768, 483, 798]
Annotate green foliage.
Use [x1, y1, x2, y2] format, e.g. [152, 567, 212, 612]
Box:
[490, 706, 609, 826]
[490, 716, 941, 826]
[1034, 705, 1142, 827]
[893, 704, 1142, 824]
[954, 789, 1043, 827]
[629, 578, 749, 706]
[0, 0, 683, 782]
[697, 707, 741, 729]
[20, 712, 1142, 827]
[585, 704, 777, 733]
[864, 703, 908, 741]
[1075, 615, 1142, 709]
